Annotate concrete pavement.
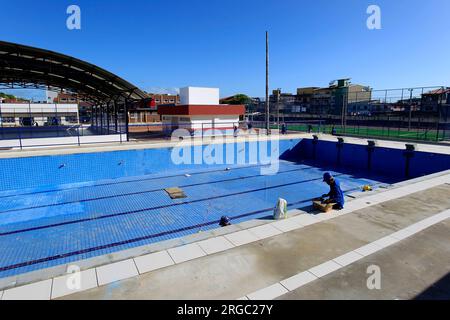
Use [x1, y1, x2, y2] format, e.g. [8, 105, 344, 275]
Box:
[278, 219, 450, 300]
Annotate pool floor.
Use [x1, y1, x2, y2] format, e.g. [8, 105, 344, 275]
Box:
[0, 160, 394, 278]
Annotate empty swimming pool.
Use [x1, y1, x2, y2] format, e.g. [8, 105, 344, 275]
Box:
[0, 137, 449, 278]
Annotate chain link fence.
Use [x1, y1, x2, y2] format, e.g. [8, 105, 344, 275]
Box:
[252, 85, 450, 142]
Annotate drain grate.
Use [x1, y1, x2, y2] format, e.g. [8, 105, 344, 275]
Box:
[165, 187, 187, 199]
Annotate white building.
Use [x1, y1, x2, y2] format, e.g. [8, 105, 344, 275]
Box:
[0, 103, 79, 126]
[45, 90, 59, 104]
[158, 87, 245, 136]
[179, 87, 220, 105]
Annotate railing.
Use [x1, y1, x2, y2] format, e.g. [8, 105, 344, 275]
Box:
[252, 85, 449, 140]
[2, 117, 448, 151]
[128, 120, 329, 141]
[261, 119, 450, 142]
[129, 117, 450, 143]
[0, 122, 127, 150]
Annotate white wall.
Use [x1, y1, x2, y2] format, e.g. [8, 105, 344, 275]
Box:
[179, 87, 220, 105]
[190, 115, 239, 129]
[0, 103, 79, 126]
[161, 114, 239, 136]
[46, 91, 58, 103]
[0, 103, 79, 113]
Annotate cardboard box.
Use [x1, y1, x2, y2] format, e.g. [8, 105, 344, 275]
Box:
[313, 200, 336, 213]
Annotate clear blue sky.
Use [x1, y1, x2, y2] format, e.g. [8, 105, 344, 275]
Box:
[1, 0, 449, 98]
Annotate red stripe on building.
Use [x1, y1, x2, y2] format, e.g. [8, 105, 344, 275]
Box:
[157, 104, 245, 116]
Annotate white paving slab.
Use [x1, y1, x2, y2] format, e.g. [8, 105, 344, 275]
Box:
[134, 250, 175, 274]
[442, 210, 450, 219]
[308, 260, 342, 278]
[289, 214, 319, 226]
[247, 283, 289, 300]
[224, 230, 259, 246]
[51, 268, 98, 299]
[335, 207, 353, 215]
[372, 236, 400, 249]
[280, 271, 318, 291]
[313, 213, 337, 221]
[96, 259, 139, 286]
[417, 212, 448, 227]
[416, 219, 437, 229]
[333, 251, 364, 267]
[404, 223, 428, 234]
[435, 209, 450, 219]
[198, 236, 235, 255]
[342, 202, 360, 211]
[271, 218, 303, 232]
[354, 242, 383, 257]
[167, 243, 207, 264]
[248, 224, 283, 240]
[389, 228, 416, 240]
[2, 279, 52, 300]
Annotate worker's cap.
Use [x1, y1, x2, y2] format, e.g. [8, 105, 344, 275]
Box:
[323, 172, 333, 182]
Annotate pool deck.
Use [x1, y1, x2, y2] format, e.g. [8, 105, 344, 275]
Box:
[1, 132, 450, 159]
[1, 169, 449, 300]
[278, 218, 450, 300]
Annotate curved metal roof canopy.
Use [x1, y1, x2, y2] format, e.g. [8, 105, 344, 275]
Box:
[0, 40, 148, 103]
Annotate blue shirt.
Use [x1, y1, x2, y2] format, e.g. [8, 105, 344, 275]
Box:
[328, 179, 345, 207]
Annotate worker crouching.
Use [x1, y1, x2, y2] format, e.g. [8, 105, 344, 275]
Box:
[321, 172, 345, 210]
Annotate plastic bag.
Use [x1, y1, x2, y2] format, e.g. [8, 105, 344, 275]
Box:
[273, 198, 288, 220]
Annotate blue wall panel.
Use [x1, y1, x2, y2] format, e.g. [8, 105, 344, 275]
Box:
[0, 139, 302, 192]
[1, 138, 449, 193]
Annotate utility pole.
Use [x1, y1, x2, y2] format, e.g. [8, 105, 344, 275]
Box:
[340, 87, 348, 131]
[436, 86, 445, 141]
[276, 88, 281, 131]
[408, 88, 413, 131]
[340, 92, 345, 128]
[265, 31, 270, 134]
[344, 90, 348, 131]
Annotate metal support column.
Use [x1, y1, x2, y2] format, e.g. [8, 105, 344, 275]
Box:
[125, 99, 129, 142]
[100, 104, 104, 135]
[0, 101, 3, 139]
[95, 105, 98, 128]
[114, 100, 118, 133]
[106, 101, 110, 134]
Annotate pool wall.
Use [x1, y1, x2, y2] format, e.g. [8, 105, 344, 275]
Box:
[0, 139, 299, 192]
[293, 139, 450, 180]
[1, 137, 449, 192]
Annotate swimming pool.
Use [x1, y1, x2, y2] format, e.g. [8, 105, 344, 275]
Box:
[0, 137, 449, 278]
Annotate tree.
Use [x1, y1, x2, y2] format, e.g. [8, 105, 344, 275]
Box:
[220, 94, 252, 105]
[0, 92, 16, 100]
